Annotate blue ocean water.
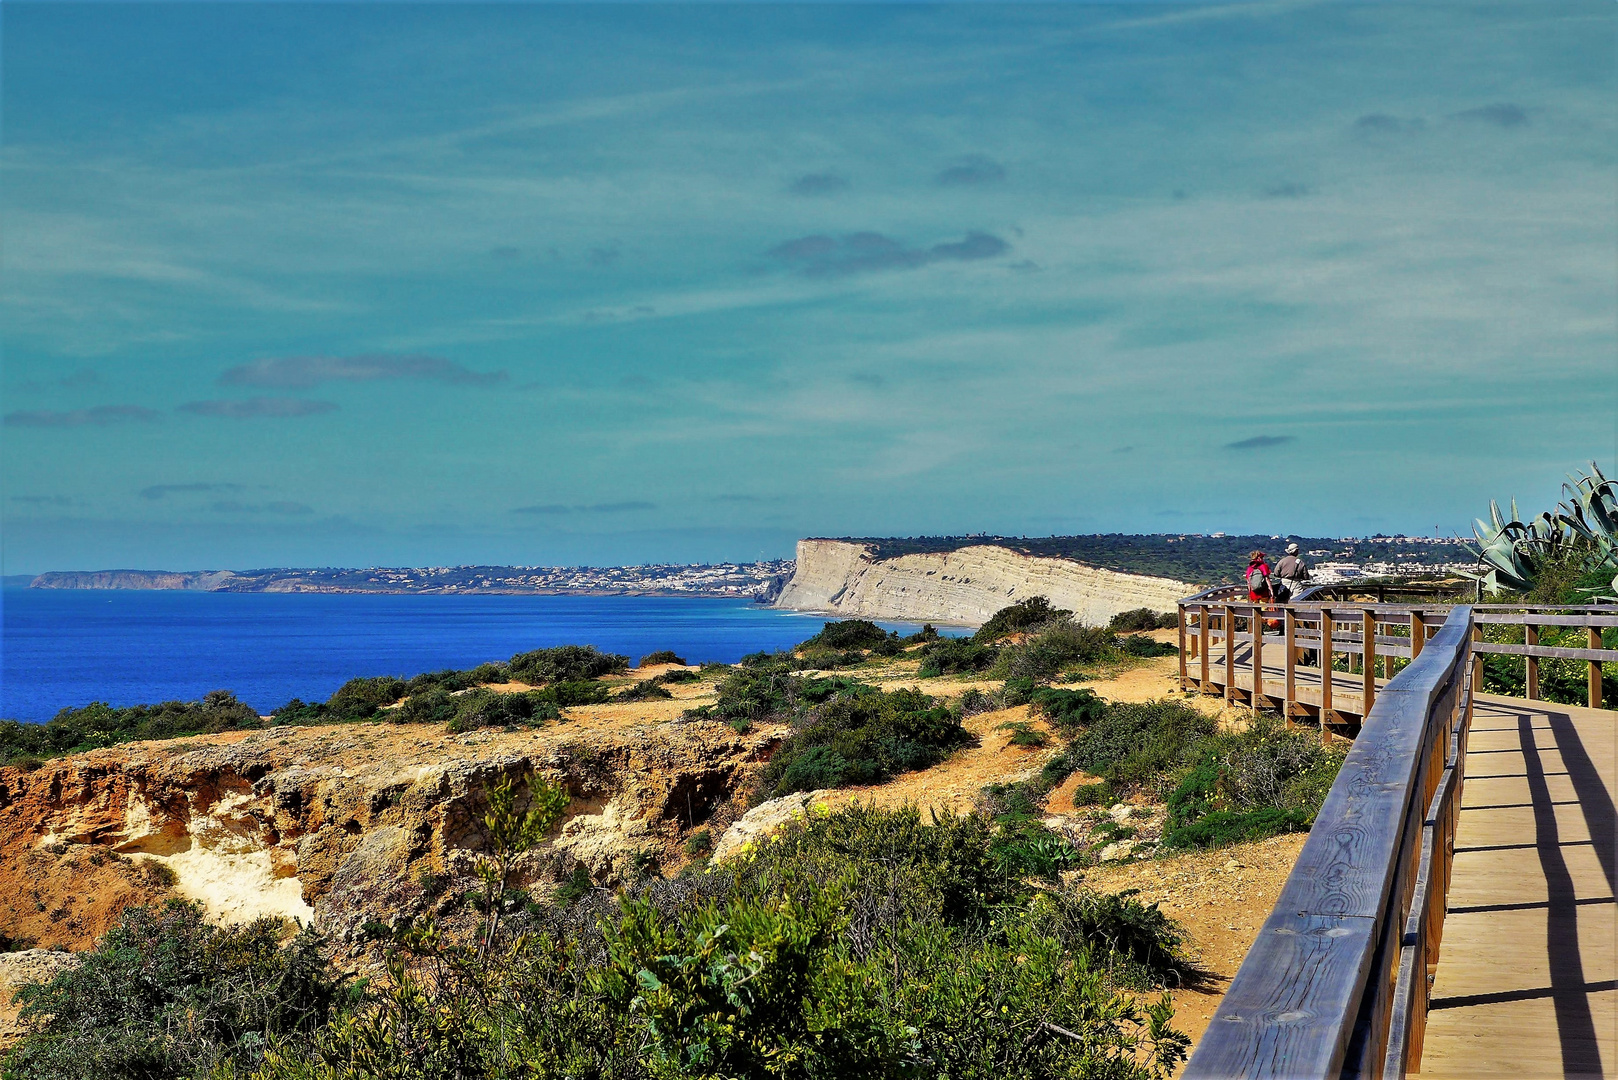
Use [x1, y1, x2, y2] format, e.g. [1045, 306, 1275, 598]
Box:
[0, 589, 960, 722]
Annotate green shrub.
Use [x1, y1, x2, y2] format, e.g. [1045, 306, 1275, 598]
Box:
[535, 680, 613, 708]
[1, 691, 266, 765]
[325, 676, 410, 720]
[1106, 608, 1171, 634]
[509, 645, 629, 685]
[905, 623, 942, 644]
[392, 686, 459, 725]
[654, 668, 700, 685]
[973, 597, 1071, 643]
[1163, 807, 1313, 849]
[1121, 635, 1178, 658]
[612, 680, 674, 702]
[1068, 699, 1218, 793]
[917, 637, 998, 677]
[5, 900, 354, 1079]
[998, 721, 1048, 747]
[762, 686, 968, 796]
[445, 690, 559, 733]
[639, 650, 686, 667]
[799, 619, 890, 651]
[1028, 686, 1106, 735]
[999, 621, 1120, 682]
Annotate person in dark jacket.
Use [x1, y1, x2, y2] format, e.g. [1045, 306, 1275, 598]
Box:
[1274, 542, 1310, 602]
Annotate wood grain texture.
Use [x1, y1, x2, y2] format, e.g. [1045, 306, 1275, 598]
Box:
[1183, 914, 1378, 1079]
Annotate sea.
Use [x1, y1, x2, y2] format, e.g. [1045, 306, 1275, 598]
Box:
[0, 588, 964, 722]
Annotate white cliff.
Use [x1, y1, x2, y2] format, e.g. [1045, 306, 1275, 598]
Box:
[772, 540, 1194, 628]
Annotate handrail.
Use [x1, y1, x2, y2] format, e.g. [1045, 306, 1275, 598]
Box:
[1182, 607, 1474, 1080]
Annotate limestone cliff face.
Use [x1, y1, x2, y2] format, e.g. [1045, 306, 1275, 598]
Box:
[30, 570, 247, 590]
[773, 540, 1192, 627]
[0, 717, 780, 949]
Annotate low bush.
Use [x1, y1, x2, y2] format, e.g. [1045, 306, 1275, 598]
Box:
[1122, 635, 1178, 658]
[391, 686, 460, 725]
[1066, 699, 1218, 795]
[638, 650, 686, 667]
[1028, 686, 1106, 735]
[509, 645, 629, 685]
[1163, 807, 1313, 849]
[445, 690, 560, 733]
[917, 637, 999, 677]
[998, 621, 1120, 682]
[5, 900, 355, 1079]
[1, 691, 265, 765]
[999, 720, 1048, 747]
[762, 686, 968, 796]
[799, 619, 890, 651]
[612, 680, 673, 702]
[654, 668, 700, 685]
[325, 676, 410, 720]
[1109, 608, 1174, 632]
[973, 596, 1071, 643]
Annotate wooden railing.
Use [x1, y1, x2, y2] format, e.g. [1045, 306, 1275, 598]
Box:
[1177, 596, 1616, 717]
[1181, 607, 1476, 1079]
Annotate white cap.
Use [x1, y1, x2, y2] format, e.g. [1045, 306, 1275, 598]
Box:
[1286, 542, 1300, 555]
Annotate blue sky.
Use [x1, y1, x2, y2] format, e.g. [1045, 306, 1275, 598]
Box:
[2, 1, 1614, 573]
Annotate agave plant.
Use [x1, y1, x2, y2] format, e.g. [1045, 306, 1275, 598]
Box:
[1559, 462, 1618, 598]
[1468, 499, 1572, 593]
[1468, 463, 1618, 598]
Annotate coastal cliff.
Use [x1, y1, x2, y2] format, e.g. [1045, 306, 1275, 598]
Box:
[773, 539, 1193, 627]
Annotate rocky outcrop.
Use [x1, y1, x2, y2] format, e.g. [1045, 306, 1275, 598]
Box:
[0, 716, 783, 949]
[773, 540, 1193, 627]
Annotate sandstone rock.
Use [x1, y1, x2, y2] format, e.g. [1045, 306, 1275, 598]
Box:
[1098, 839, 1138, 862]
[711, 790, 832, 863]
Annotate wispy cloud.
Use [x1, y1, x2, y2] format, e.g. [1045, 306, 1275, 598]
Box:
[1450, 102, 1529, 128]
[12, 368, 101, 392]
[141, 482, 246, 500]
[789, 172, 848, 196]
[1263, 182, 1311, 199]
[210, 500, 314, 515]
[1354, 113, 1425, 135]
[1225, 435, 1296, 450]
[709, 493, 784, 504]
[766, 231, 1009, 277]
[218, 355, 507, 390]
[178, 398, 339, 419]
[3, 405, 161, 427]
[9, 495, 74, 506]
[935, 154, 1005, 187]
[511, 501, 657, 515]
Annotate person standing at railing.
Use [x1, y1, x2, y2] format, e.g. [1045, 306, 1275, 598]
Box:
[1274, 542, 1311, 603]
[1246, 551, 1282, 630]
[1245, 550, 1275, 603]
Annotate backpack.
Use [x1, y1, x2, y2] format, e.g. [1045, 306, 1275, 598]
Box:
[1246, 563, 1271, 593]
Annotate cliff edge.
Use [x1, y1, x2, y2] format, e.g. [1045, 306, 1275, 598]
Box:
[773, 539, 1193, 626]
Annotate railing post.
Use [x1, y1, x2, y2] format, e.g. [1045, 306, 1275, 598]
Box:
[1363, 609, 1377, 716]
[1411, 610, 1425, 661]
[1591, 627, 1604, 710]
[1178, 605, 1189, 691]
[1285, 607, 1298, 724]
[1224, 605, 1236, 706]
[1320, 606, 1334, 738]
[1471, 622, 1484, 710]
[1200, 606, 1212, 693]
[1525, 622, 1539, 701]
[1251, 603, 1264, 711]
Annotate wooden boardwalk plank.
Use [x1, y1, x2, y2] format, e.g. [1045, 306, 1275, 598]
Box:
[1417, 696, 1618, 1078]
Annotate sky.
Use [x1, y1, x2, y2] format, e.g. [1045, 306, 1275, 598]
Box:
[2, 1, 1614, 573]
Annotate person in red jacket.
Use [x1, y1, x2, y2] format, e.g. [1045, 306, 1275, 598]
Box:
[1245, 550, 1275, 603]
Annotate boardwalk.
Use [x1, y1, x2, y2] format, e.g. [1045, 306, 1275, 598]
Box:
[1178, 597, 1618, 1078]
[1418, 695, 1617, 1078]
